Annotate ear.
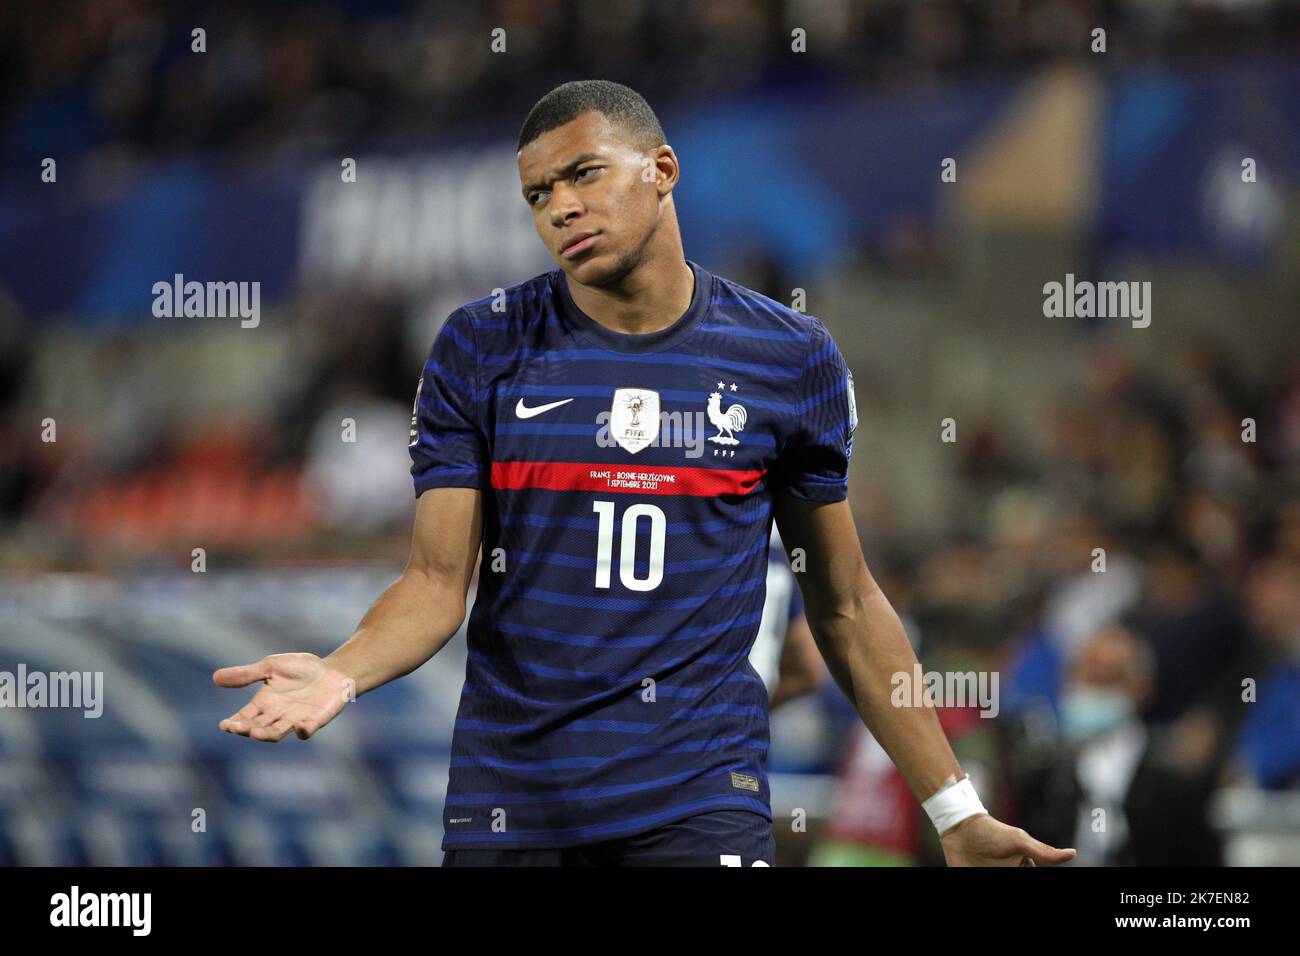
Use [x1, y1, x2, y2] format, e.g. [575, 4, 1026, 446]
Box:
[646, 145, 680, 193]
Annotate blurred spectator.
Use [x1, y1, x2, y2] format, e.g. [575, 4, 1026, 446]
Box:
[1015, 624, 1223, 866]
[1232, 554, 1300, 790]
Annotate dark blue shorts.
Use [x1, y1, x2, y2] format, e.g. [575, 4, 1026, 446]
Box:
[441, 809, 775, 867]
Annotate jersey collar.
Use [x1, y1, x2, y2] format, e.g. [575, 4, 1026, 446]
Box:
[553, 258, 713, 354]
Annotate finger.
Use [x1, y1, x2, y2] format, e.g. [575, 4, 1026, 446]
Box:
[1020, 833, 1076, 866]
[220, 716, 256, 736]
[294, 719, 321, 740]
[219, 703, 264, 735]
[233, 700, 263, 722]
[251, 717, 295, 743]
[1027, 844, 1075, 865]
[213, 660, 273, 688]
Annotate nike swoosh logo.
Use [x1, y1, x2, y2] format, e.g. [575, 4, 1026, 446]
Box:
[515, 397, 574, 419]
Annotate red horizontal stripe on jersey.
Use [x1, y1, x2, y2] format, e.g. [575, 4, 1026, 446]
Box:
[491, 460, 767, 496]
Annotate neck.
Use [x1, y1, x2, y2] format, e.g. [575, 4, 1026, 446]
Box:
[564, 233, 694, 336]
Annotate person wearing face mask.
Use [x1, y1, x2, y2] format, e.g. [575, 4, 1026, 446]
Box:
[1014, 624, 1223, 866]
[1059, 626, 1154, 865]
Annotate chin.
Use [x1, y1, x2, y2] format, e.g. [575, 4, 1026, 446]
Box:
[565, 253, 623, 287]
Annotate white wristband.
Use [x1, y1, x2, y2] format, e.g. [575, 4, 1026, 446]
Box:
[922, 775, 987, 836]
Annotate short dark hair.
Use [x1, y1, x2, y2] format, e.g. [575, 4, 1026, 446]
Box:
[517, 80, 666, 154]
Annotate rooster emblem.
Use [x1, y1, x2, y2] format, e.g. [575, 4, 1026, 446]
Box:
[706, 391, 747, 446]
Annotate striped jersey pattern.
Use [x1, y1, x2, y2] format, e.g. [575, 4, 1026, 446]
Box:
[409, 258, 856, 849]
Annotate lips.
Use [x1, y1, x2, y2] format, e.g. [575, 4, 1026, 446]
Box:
[561, 232, 598, 258]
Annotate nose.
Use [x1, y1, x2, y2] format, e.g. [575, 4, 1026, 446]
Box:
[549, 181, 583, 227]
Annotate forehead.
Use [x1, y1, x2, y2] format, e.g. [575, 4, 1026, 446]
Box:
[517, 111, 625, 179]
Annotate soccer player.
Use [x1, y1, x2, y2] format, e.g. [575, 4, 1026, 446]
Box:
[215, 79, 1075, 868]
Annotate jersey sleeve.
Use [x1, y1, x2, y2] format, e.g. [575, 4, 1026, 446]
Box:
[774, 319, 856, 502]
[409, 308, 489, 495]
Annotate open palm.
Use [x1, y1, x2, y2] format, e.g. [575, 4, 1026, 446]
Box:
[213, 653, 352, 742]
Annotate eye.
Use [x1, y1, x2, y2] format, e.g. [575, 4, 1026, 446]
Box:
[575, 166, 599, 181]
[528, 190, 548, 207]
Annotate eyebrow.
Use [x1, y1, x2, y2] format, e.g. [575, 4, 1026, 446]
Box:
[521, 152, 602, 199]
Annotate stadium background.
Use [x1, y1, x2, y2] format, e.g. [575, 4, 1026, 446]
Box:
[0, 0, 1297, 866]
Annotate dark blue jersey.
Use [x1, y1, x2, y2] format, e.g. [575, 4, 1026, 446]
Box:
[409, 258, 856, 849]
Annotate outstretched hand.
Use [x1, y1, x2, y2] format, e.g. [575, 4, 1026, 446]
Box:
[939, 813, 1076, 867]
[213, 653, 353, 742]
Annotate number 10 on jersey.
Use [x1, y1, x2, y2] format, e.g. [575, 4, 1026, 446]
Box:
[592, 500, 665, 592]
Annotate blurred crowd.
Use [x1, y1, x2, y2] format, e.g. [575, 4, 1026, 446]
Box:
[4, 0, 1297, 172]
[0, 284, 424, 567]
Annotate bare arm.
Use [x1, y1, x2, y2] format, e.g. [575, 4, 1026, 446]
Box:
[213, 486, 482, 740]
[772, 493, 961, 801]
[324, 486, 483, 695]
